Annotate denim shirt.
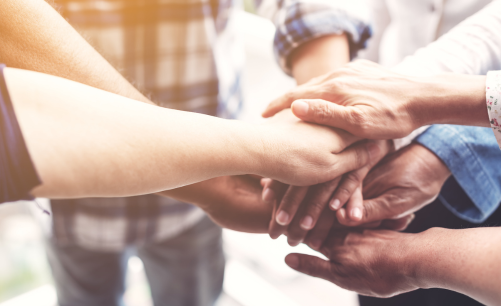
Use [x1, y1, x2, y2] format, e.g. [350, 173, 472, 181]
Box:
[416, 124, 501, 223]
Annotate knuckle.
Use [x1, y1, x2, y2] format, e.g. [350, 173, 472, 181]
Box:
[312, 101, 334, 123]
[344, 171, 363, 186]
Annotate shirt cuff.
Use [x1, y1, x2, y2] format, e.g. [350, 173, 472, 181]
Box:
[0, 64, 41, 204]
[486, 70, 501, 149]
[416, 125, 501, 223]
[273, 3, 371, 75]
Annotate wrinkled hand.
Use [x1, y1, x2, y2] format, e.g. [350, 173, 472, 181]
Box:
[336, 143, 451, 227]
[259, 109, 380, 186]
[285, 229, 422, 298]
[261, 140, 394, 246]
[262, 60, 430, 139]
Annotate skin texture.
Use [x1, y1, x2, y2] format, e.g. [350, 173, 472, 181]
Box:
[337, 143, 451, 227]
[285, 227, 501, 306]
[159, 176, 272, 233]
[263, 60, 489, 139]
[0, 0, 150, 104]
[6, 68, 376, 198]
[263, 139, 393, 246]
[263, 37, 399, 245]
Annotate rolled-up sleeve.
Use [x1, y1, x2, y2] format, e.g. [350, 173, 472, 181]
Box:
[416, 125, 501, 223]
[256, 0, 372, 75]
[0, 64, 41, 204]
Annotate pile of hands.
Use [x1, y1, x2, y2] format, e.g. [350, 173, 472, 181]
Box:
[258, 60, 452, 298]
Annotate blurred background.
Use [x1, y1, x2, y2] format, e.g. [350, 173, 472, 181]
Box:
[0, 5, 358, 306]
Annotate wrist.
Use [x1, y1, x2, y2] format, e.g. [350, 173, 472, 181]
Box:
[413, 74, 488, 127]
[290, 34, 350, 85]
[406, 227, 449, 290]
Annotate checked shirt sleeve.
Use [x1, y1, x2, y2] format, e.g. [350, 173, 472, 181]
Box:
[256, 0, 372, 75]
[486, 71, 501, 149]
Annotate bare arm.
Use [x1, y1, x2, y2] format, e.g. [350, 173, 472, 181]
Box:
[285, 227, 501, 305]
[0, 0, 150, 104]
[4, 68, 372, 199]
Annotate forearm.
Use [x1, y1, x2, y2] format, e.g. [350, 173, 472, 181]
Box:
[290, 34, 350, 85]
[159, 176, 272, 233]
[5, 68, 262, 198]
[412, 74, 489, 128]
[409, 227, 501, 305]
[0, 0, 150, 104]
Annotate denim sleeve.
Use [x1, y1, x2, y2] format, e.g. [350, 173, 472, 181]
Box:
[415, 124, 501, 223]
[266, 0, 372, 75]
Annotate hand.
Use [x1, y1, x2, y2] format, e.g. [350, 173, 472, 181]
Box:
[263, 60, 488, 139]
[285, 229, 422, 298]
[160, 175, 272, 233]
[336, 143, 451, 227]
[258, 109, 380, 186]
[262, 140, 394, 246]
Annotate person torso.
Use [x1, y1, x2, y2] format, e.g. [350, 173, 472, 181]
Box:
[363, 0, 494, 67]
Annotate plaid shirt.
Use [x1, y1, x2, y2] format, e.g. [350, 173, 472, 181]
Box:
[48, 0, 371, 251]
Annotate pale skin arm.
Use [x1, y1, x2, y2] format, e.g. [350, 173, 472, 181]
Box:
[0, 0, 151, 104]
[5, 68, 374, 199]
[285, 227, 501, 305]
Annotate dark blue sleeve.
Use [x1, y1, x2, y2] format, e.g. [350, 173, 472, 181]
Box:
[0, 64, 41, 204]
[416, 124, 501, 223]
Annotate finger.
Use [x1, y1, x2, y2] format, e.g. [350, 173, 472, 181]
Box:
[337, 193, 397, 227]
[286, 178, 342, 246]
[260, 178, 272, 188]
[291, 99, 358, 134]
[285, 253, 336, 283]
[327, 141, 380, 180]
[262, 87, 318, 118]
[329, 168, 368, 211]
[262, 180, 288, 205]
[269, 186, 309, 239]
[304, 206, 337, 251]
[345, 187, 364, 222]
[380, 214, 415, 231]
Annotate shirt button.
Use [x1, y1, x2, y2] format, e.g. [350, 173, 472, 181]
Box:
[430, 3, 436, 12]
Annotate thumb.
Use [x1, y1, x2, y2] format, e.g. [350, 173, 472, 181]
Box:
[285, 253, 335, 282]
[291, 99, 357, 133]
[338, 193, 396, 227]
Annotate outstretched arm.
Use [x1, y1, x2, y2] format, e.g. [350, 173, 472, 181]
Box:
[285, 227, 501, 305]
[2, 67, 374, 200]
[0, 0, 150, 104]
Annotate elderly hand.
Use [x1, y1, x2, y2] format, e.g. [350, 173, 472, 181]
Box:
[284, 229, 422, 298]
[336, 143, 451, 227]
[263, 60, 488, 139]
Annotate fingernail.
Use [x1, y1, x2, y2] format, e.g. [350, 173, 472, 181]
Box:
[288, 238, 302, 247]
[285, 255, 299, 269]
[309, 239, 322, 250]
[300, 216, 314, 230]
[367, 142, 380, 163]
[292, 100, 309, 117]
[338, 208, 346, 220]
[351, 207, 363, 221]
[330, 199, 341, 210]
[276, 211, 290, 225]
[262, 188, 275, 203]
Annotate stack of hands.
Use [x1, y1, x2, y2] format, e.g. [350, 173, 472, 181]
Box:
[258, 60, 456, 298]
